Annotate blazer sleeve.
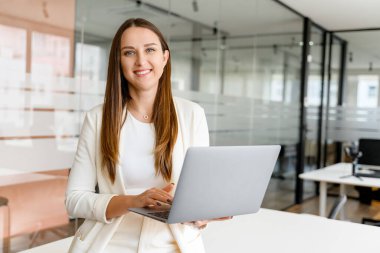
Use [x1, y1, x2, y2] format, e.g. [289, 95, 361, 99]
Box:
[65, 112, 116, 224]
[192, 107, 210, 147]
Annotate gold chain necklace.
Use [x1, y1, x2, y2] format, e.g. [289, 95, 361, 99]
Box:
[128, 101, 150, 120]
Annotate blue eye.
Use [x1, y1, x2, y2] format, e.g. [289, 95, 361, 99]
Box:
[146, 48, 156, 53]
[124, 50, 135, 56]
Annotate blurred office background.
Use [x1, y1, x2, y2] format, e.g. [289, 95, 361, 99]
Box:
[1, 0, 380, 252]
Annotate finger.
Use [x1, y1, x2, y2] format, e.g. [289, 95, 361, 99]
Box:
[148, 203, 171, 210]
[143, 198, 159, 207]
[149, 189, 173, 203]
[146, 191, 173, 204]
[145, 197, 171, 208]
[198, 224, 207, 229]
[149, 187, 173, 198]
[182, 221, 201, 228]
[142, 191, 164, 206]
[212, 216, 233, 221]
[161, 183, 175, 193]
[194, 220, 208, 226]
[182, 222, 193, 226]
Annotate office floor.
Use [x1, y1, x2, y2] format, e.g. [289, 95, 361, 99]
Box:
[6, 184, 380, 253]
[262, 174, 316, 210]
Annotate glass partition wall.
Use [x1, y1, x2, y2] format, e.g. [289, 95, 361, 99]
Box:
[76, 0, 374, 208]
[74, 0, 304, 209]
[331, 30, 380, 156]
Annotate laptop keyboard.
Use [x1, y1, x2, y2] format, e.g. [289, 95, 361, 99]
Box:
[147, 211, 170, 220]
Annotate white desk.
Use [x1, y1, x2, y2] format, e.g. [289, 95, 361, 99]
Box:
[299, 163, 380, 217]
[19, 208, 380, 253]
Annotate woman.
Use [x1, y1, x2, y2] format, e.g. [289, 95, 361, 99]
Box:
[66, 18, 227, 253]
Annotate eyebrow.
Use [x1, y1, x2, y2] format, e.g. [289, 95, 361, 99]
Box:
[121, 43, 158, 50]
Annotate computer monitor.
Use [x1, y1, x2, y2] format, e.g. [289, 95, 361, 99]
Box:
[358, 139, 380, 170]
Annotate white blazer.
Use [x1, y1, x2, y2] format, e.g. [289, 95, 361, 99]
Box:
[65, 97, 210, 253]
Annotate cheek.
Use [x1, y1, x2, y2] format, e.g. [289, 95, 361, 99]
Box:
[154, 59, 166, 74]
[121, 59, 133, 75]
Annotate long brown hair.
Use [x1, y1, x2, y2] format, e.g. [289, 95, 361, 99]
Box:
[101, 18, 178, 184]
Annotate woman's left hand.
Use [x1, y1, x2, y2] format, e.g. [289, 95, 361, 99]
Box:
[183, 216, 233, 229]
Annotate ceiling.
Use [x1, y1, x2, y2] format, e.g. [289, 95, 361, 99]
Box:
[279, 0, 380, 71]
[280, 0, 380, 31]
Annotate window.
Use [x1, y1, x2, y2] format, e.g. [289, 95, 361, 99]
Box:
[357, 75, 379, 108]
[31, 32, 71, 77]
[0, 24, 26, 81]
[75, 43, 105, 81]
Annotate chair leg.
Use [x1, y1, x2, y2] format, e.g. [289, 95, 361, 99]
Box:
[328, 195, 347, 220]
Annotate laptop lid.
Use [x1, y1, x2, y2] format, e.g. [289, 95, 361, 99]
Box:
[167, 145, 280, 224]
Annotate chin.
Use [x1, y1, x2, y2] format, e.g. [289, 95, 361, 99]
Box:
[133, 82, 159, 92]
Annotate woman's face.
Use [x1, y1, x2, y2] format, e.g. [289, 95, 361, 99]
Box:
[120, 27, 169, 94]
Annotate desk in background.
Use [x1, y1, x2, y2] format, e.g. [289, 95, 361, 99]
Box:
[19, 208, 380, 253]
[299, 163, 380, 217]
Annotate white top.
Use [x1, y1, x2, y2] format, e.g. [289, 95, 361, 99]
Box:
[107, 112, 177, 252]
[120, 112, 166, 193]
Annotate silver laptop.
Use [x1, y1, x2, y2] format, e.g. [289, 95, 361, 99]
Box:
[129, 145, 280, 224]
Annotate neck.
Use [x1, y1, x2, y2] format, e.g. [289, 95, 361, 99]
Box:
[127, 88, 157, 120]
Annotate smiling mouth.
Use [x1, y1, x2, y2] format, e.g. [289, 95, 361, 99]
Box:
[134, 69, 152, 76]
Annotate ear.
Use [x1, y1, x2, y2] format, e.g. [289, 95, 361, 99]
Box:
[163, 50, 169, 66]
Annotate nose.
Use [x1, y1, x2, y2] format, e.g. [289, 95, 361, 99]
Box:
[135, 52, 147, 66]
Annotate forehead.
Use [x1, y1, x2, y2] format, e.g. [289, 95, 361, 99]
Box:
[120, 27, 161, 47]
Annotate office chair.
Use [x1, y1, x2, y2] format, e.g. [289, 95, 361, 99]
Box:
[328, 195, 347, 220]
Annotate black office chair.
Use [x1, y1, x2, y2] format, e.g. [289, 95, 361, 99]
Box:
[355, 139, 380, 204]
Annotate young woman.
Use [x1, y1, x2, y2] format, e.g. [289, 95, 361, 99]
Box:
[66, 18, 228, 253]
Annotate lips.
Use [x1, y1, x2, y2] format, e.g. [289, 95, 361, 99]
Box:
[134, 69, 152, 77]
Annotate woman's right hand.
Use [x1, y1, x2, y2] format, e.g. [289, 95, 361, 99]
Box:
[132, 183, 174, 208]
[106, 183, 174, 220]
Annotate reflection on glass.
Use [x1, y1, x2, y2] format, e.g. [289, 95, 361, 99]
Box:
[199, 39, 220, 94]
[75, 43, 106, 81]
[357, 75, 379, 108]
[0, 24, 26, 82]
[329, 31, 380, 160]
[31, 32, 71, 77]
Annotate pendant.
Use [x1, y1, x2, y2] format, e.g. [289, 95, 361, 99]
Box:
[143, 115, 149, 120]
